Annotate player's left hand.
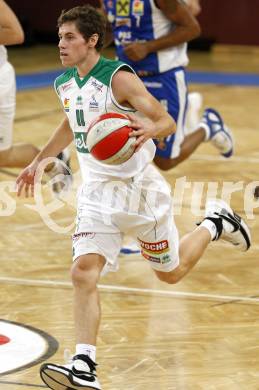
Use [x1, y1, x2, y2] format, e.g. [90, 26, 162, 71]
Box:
[123, 42, 149, 61]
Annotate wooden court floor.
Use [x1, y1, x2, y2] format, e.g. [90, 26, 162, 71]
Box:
[0, 45, 259, 389]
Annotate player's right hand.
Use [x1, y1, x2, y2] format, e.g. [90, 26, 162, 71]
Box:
[16, 161, 38, 198]
[123, 42, 149, 61]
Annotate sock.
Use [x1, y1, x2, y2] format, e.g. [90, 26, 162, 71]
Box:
[199, 122, 210, 141]
[76, 343, 96, 362]
[200, 218, 219, 241]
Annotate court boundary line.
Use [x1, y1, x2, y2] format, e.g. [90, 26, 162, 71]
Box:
[0, 276, 259, 304]
[190, 154, 259, 163]
[0, 380, 45, 388]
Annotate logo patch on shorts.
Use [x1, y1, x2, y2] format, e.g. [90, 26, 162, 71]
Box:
[139, 239, 169, 254]
[161, 253, 171, 264]
[142, 252, 161, 263]
[72, 232, 95, 242]
[139, 239, 172, 265]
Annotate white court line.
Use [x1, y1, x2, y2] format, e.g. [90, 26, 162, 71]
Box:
[190, 154, 259, 164]
[12, 217, 74, 231]
[0, 276, 259, 304]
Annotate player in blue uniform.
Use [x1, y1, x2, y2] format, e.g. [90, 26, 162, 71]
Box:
[102, 0, 233, 171]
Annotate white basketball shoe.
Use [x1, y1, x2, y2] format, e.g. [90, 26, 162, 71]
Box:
[202, 199, 251, 251]
[200, 108, 234, 157]
[40, 354, 101, 390]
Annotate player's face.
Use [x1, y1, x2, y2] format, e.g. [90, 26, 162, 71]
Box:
[58, 22, 89, 67]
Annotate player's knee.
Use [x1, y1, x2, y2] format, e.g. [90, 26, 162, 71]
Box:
[153, 156, 176, 171]
[0, 148, 11, 166]
[155, 269, 182, 284]
[71, 255, 102, 290]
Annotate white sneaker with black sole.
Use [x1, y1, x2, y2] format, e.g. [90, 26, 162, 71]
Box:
[40, 354, 101, 390]
[202, 199, 251, 251]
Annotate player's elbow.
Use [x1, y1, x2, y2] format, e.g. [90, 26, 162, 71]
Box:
[10, 26, 25, 45]
[15, 29, 25, 44]
[190, 20, 201, 40]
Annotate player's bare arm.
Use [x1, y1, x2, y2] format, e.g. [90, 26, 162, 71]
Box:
[112, 70, 176, 149]
[123, 0, 200, 61]
[16, 117, 73, 197]
[187, 0, 201, 17]
[0, 0, 24, 45]
[98, 0, 114, 48]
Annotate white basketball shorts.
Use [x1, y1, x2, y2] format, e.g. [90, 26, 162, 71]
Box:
[72, 164, 180, 276]
[0, 62, 16, 151]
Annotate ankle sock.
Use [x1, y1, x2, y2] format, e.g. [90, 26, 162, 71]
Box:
[76, 344, 96, 362]
[200, 217, 222, 241]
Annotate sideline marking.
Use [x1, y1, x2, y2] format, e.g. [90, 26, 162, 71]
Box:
[0, 380, 45, 388]
[190, 154, 259, 164]
[0, 276, 259, 304]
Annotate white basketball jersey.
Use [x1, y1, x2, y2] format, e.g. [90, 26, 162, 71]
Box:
[0, 46, 8, 68]
[55, 56, 156, 182]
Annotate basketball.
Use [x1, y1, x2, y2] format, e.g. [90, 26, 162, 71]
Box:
[86, 112, 136, 165]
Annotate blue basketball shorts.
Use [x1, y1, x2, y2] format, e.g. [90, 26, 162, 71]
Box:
[141, 66, 188, 159]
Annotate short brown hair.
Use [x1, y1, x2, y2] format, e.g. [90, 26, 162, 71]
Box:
[57, 5, 106, 51]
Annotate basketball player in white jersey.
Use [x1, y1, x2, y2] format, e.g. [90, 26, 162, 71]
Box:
[101, 0, 233, 254]
[0, 0, 72, 194]
[16, 6, 251, 390]
[0, 0, 40, 167]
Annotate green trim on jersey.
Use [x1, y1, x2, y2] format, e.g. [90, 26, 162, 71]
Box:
[54, 68, 74, 94]
[73, 56, 133, 89]
[54, 57, 133, 92]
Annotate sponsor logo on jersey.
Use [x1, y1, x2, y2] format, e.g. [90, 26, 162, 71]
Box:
[118, 30, 132, 42]
[115, 17, 131, 27]
[139, 239, 169, 254]
[91, 80, 104, 91]
[89, 95, 99, 111]
[116, 0, 130, 16]
[64, 98, 70, 112]
[132, 0, 144, 16]
[107, 11, 115, 23]
[74, 132, 89, 154]
[62, 82, 73, 92]
[107, 0, 113, 8]
[76, 95, 83, 106]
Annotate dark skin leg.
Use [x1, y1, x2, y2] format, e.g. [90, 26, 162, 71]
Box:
[154, 127, 205, 171]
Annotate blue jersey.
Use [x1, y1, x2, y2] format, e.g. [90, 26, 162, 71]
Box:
[103, 0, 188, 75]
